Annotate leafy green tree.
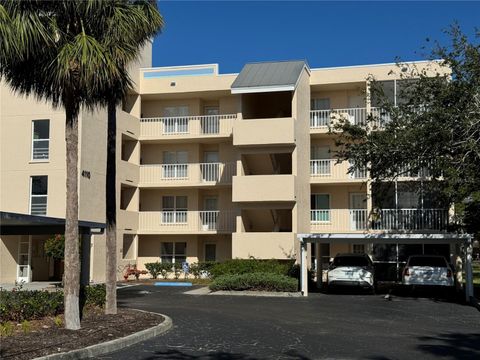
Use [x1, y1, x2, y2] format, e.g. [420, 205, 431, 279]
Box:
[334, 25, 480, 235]
[44, 235, 65, 260]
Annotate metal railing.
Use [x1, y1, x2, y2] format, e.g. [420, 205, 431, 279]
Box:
[310, 160, 367, 180]
[371, 209, 448, 231]
[310, 107, 394, 129]
[310, 208, 448, 232]
[140, 162, 236, 185]
[310, 108, 368, 129]
[139, 210, 237, 232]
[140, 114, 237, 138]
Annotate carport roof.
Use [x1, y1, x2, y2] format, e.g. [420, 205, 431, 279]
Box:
[298, 233, 471, 244]
[0, 211, 105, 235]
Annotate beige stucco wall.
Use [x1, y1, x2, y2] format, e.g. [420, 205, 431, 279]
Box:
[0, 235, 20, 282]
[232, 233, 295, 259]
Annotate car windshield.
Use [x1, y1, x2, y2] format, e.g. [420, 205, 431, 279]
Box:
[333, 256, 370, 267]
[408, 257, 447, 267]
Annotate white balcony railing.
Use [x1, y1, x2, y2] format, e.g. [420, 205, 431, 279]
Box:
[310, 107, 392, 129]
[310, 208, 448, 232]
[371, 209, 448, 231]
[140, 162, 236, 185]
[310, 160, 367, 180]
[139, 210, 237, 233]
[310, 209, 368, 232]
[140, 114, 237, 138]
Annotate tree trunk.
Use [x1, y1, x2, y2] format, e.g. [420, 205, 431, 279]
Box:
[105, 99, 117, 315]
[64, 101, 81, 330]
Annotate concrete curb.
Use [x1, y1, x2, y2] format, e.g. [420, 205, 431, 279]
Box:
[210, 290, 302, 297]
[32, 310, 172, 360]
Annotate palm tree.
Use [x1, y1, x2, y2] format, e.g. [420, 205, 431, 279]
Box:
[0, 0, 161, 328]
[99, 1, 163, 315]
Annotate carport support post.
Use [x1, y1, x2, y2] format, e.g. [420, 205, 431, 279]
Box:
[300, 237, 308, 296]
[465, 236, 474, 303]
[80, 232, 91, 286]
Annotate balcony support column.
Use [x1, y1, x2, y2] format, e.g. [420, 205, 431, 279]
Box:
[464, 236, 474, 303]
[315, 243, 323, 289]
[299, 237, 308, 296]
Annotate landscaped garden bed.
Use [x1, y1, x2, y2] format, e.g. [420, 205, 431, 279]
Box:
[0, 285, 164, 360]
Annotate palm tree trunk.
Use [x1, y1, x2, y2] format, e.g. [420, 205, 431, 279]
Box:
[105, 99, 117, 315]
[64, 100, 81, 330]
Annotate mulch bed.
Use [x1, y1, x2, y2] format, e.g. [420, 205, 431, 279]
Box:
[0, 308, 164, 360]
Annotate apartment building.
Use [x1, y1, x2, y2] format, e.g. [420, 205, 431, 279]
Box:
[0, 48, 462, 284]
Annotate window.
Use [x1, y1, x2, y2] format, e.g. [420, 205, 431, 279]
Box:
[163, 106, 189, 134]
[311, 194, 330, 222]
[311, 98, 330, 110]
[160, 242, 187, 264]
[162, 151, 188, 178]
[162, 196, 187, 223]
[205, 243, 216, 262]
[30, 176, 48, 215]
[31, 120, 50, 160]
[353, 244, 366, 254]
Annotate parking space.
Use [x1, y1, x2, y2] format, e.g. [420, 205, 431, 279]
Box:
[98, 285, 480, 360]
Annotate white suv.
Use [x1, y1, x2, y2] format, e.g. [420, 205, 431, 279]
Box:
[402, 255, 454, 287]
[327, 253, 375, 291]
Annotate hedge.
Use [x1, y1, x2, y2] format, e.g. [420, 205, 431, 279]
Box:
[209, 272, 298, 292]
[209, 259, 295, 279]
[0, 284, 106, 322]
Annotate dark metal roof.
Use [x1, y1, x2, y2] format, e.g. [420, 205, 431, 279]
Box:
[0, 211, 105, 235]
[231, 60, 309, 93]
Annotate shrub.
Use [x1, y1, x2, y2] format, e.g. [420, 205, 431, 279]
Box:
[173, 262, 182, 280]
[145, 262, 163, 279]
[0, 289, 64, 322]
[158, 263, 173, 279]
[0, 284, 106, 322]
[209, 272, 298, 292]
[189, 263, 201, 279]
[84, 284, 106, 307]
[209, 259, 294, 278]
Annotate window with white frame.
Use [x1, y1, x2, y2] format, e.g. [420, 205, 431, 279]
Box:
[311, 194, 330, 222]
[162, 151, 188, 178]
[353, 244, 366, 254]
[30, 176, 48, 215]
[31, 120, 50, 160]
[162, 196, 187, 223]
[160, 242, 187, 264]
[163, 106, 189, 134]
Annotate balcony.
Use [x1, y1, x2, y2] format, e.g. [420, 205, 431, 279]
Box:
[310, 107, 389, 132]
[311, 209, 368, 232]
[140, 114, 236, 140]
[138, 210, 237, 234]
[233, 117, 295, 146]
[232, 175, 295, 203]
[310, 208, 448, 233]
[371, 209, 448, 231]
[310, 159, 367, 183]
[139, 162, 236, 187]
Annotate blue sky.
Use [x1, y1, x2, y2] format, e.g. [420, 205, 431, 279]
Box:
[153, 1, 480, 73]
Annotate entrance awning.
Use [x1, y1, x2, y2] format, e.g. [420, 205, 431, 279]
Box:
[0, 211, 105, 235]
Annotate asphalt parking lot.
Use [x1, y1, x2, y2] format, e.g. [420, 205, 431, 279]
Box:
[99, 285, 480, 360]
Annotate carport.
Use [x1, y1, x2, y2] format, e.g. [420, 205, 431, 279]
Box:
[0, 211, 105, 284]
[297, 233, 475, 302]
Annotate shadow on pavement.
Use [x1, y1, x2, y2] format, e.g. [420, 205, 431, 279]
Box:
[142, 349, 313, 360]
[417, 333, 480, 360]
